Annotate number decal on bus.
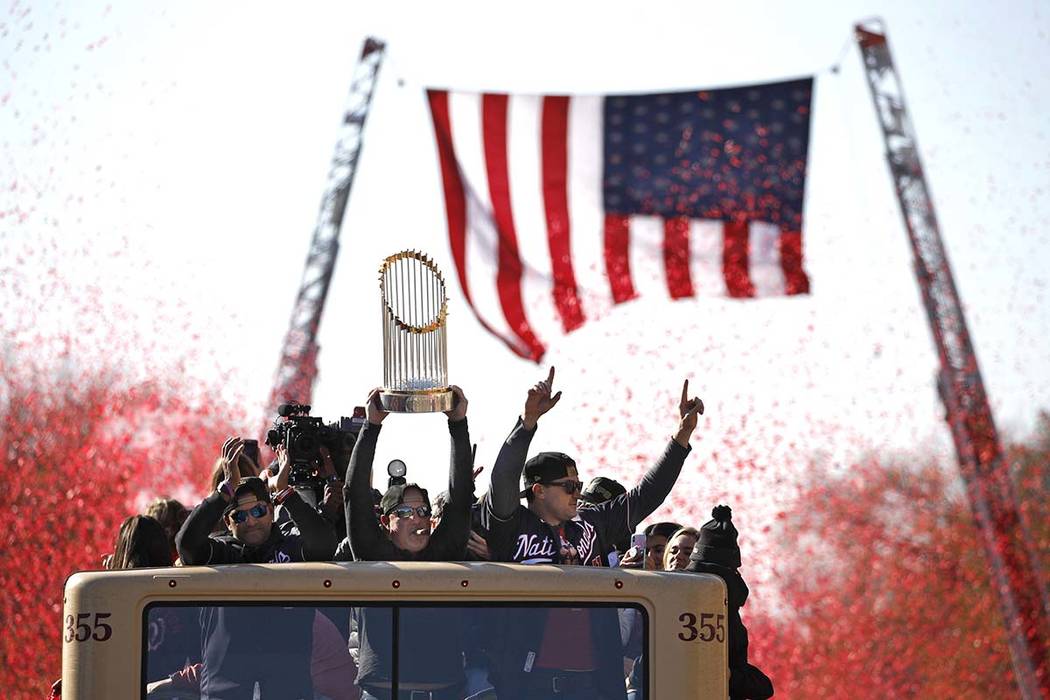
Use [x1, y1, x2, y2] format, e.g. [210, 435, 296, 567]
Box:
[678, 612, 725, 643]
[64, 613, 113, 643]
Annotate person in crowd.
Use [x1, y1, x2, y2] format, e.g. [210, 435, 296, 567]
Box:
[343, 385, 474, 700]
[107, 515, 172, 569]
[482, 366, 703, 566]
[620, 521, 685, 570]
[177, 437, 337, 564]
[578, 476, 630, 562]
[175, 437, 340, 699]
[663, 526, 699, 571]
[145, 497, 189, 564]
[480, 367, 704, 700]
[685, 505, 773, 700]
[578, 476, 626, 506]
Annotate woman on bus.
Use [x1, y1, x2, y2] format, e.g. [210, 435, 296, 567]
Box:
[107, 515, 173, 569]
[663, 526, 699, 571]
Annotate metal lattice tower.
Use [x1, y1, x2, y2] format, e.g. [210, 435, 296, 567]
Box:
[267, 37, 386, 414]
[856, 19, 1050, 699]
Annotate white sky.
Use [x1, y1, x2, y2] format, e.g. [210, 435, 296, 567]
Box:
[3, 0, 1048, 547]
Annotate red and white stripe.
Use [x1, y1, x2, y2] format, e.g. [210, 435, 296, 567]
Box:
[427, 90, 808, 361]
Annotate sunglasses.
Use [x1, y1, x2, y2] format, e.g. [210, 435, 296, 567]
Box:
[230, 503, 269, 524]
[542, 479, 584, 494]
[389, 504, 432, 520]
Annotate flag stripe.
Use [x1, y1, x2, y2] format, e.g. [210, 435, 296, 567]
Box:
[780, 230, 809, 294]
[426, 90, 471, 306]
[723, 219, 754, 298]
[450, 91, 530, 358]
[567, 96, 613, 319]
[541, 95, 585, 332]
[663, 217, 694, 299]
[603, 213, 636, 304]
[482, 93, 546, 360]
[749, 220, 787, 297]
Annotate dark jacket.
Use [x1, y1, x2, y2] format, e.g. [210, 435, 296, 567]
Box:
[686, 559, 773, 700]
[481, 417, 691, 566]
[176, 490, 337, 565]
[342, 417, 473, 688]
[479, 417, 691, 700]
[342, 417, 473, 562]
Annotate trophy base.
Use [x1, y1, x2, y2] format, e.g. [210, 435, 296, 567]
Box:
[379, 388, 454, 413]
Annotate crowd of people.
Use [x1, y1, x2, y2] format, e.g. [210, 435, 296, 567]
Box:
[95, 368, 773, 700]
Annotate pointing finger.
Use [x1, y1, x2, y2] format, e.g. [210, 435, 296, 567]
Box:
[681, 379, 689, 406]
[547, 366, 556, 386]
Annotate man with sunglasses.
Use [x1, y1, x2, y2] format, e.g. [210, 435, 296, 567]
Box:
[177, 437, 338, 565]
[176, 437, 340, 700]
[343, 385, 474, 700]
[479, 367, 704, 700]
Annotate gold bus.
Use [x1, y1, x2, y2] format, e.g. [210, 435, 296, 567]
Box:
[62, 561, 728, 699]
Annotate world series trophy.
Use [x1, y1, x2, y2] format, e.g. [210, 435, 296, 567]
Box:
[378, 250, 454, 413]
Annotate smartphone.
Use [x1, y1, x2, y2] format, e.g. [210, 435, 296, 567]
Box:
[241, 439, 260, 469]
[631, 533, 647, 569]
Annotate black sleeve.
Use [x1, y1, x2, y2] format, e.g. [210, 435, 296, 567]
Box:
[281, 491, 337, 561]
[175, 492, 227, 565]
[485, 417, 535, 519]
[478, 417, 533, 560]
[430, 417, 473, 559]
[343, 422, 394, 561]
[594, 439, 691, 548]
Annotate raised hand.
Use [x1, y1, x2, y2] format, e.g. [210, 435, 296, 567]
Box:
[366, 388, 389, 425]
[219, 436, 245, 487]
[522, 366, 562, 431]
[273, 445, 292, 493]
[444, 385, 468, 422]
[674, 379, 704, 448]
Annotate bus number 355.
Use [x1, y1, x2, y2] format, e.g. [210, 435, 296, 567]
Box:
[678, 612, 725, 643]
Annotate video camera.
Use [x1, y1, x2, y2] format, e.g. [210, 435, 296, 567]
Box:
[265, 403, 366, 492]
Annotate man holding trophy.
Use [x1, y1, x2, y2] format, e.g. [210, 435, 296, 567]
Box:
[341, 250, 475, 700]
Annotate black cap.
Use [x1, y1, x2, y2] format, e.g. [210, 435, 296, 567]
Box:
[520, 452, 576, 498]
[694, 505, 741, 569]
[644, 521, 684, 540]
[380, 482, 430, 515]
[578, 476, 626, 505]
[223, 477, 271, 515]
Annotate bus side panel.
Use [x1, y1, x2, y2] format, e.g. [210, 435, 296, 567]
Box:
[62, 572, 141, 699]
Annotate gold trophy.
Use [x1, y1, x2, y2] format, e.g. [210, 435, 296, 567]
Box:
[378, 250, 453, 413]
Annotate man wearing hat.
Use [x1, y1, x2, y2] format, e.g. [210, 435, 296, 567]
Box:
[686, 505, 774, 700]
[342, 386, 474, 700]
[478, 368, 704, 699]
[481, 367, 703, 568]
[176, 437, 339, 700]
[177, 436, 337, 565]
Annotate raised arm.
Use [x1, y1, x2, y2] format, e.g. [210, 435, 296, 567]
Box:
[176, 437, 244, 565]
[597, 380, 704, 537]
[342, 389, 388, 561]
[431, 386, 474, 557]
[487, 367, 562, 519]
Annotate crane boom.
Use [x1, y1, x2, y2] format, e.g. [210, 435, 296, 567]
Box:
[268, 37, 386, 413]
[855, 20, 1049, 699]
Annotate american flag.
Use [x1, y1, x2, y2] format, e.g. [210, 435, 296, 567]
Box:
[426, 78, 813, 361]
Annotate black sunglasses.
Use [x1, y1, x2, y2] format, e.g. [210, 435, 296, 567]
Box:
[390, 504, 432, 519]
[230, 503, 268, 524]
[542, 479, 584, 494]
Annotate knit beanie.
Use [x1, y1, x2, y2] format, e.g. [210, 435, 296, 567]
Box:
[694, 504, 741, 569]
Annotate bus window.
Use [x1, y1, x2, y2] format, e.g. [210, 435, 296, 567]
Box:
[142, 602, 647, 700]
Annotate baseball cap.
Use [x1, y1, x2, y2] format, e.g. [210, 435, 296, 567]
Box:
[380, 483, 430, 515]
[519, 452, 576, 498]
[223, 477, 271, 515]
[578, 476, 626, 505]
